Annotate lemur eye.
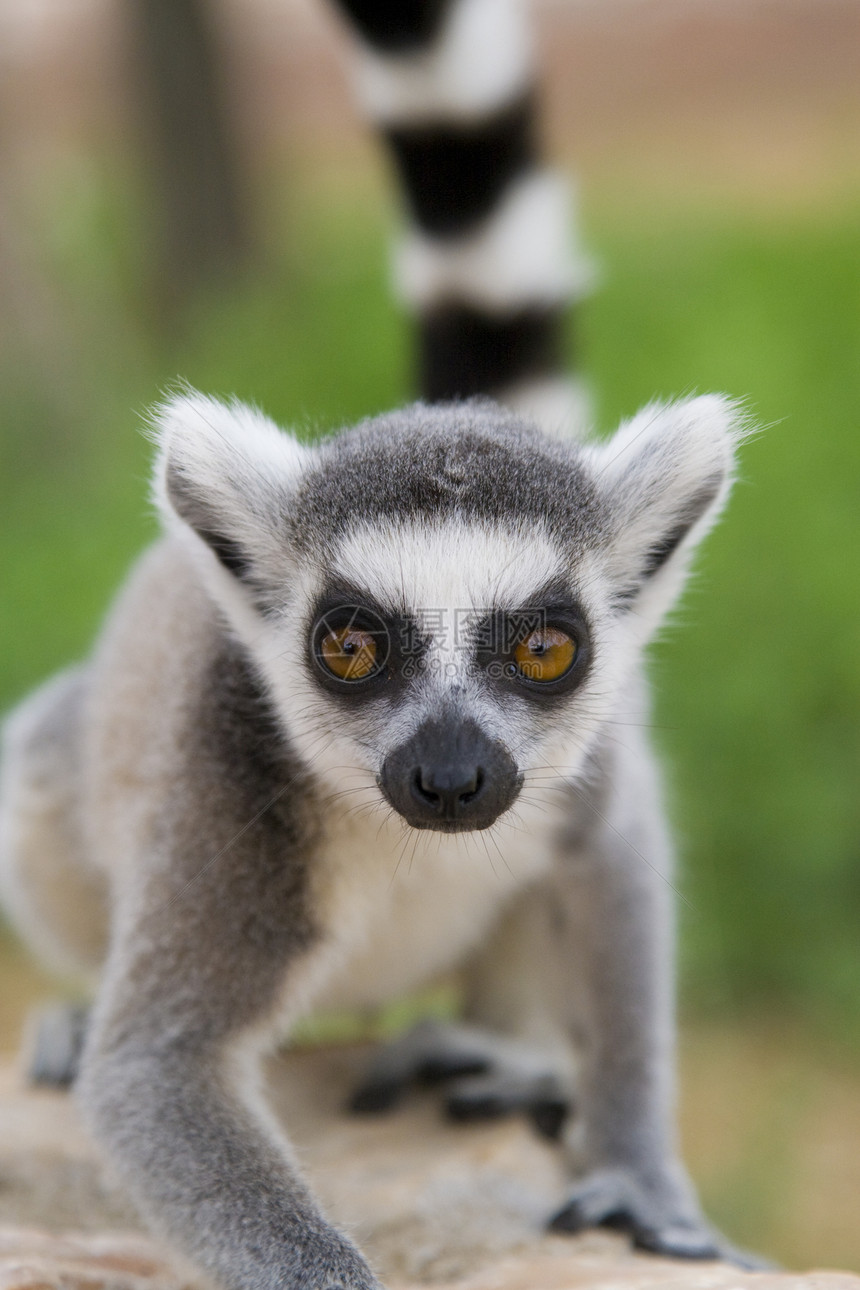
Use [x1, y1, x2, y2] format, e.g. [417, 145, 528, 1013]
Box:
[320, 627, 378, 681]
[513, 628, 576, 683]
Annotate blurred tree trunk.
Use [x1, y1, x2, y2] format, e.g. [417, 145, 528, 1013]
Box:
[0, 184, 84, 438]
[129, 0, 251, 316]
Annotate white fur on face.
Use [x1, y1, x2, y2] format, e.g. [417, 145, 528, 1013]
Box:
[249, 516, 565, 790]
[335, 515, 562, 615]
[336, 516, 571, 761]
[331, 515, 565, 677]
[252, 516, 622, 800]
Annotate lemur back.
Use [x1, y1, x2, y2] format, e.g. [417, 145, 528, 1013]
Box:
[0, 3, 759, 1287]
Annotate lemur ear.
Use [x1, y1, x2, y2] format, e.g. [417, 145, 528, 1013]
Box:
[151, 391, 311, 584]
[591, 395, 747, 615]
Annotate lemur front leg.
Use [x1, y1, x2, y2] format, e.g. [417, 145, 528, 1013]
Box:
[544, 810, 712, 1258]
[542, 759, 761, 1266]
[77, 843, 382, 1290]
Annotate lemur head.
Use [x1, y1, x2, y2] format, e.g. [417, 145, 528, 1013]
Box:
[154, 393, 744, 833]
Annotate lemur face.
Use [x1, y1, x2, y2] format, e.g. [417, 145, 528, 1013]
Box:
[156, 393, 742, 833]
[300, 528, 596, 832]
[269, 411, 615, 832]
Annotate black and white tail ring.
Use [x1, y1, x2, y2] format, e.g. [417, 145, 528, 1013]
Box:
[333, 0, 594, 436]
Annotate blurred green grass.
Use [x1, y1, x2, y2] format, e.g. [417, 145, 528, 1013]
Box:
[1, 171, 859, 1043]
[584, 199, 860, 1032]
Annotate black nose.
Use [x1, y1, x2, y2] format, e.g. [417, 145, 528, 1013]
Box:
[379, 716, 520, 832]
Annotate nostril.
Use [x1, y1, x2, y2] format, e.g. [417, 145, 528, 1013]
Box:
[411, 766, 485, 814]
[412, 768, 441, 809]
[458, 767, 484, 805]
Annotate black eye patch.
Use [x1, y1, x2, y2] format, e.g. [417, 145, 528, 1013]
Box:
[307, 587, 428, 697]
[472, 600, 592, 698]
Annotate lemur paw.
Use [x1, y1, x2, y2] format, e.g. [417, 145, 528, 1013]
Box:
[548, 1168, 767, 1268]
[445, 1070, 570, 1140]
[26, 1001, 90, 1088]
[348, 1018, 572, 1140]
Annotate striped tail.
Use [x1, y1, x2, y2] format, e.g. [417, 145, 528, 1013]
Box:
[332, 0, 593, 437]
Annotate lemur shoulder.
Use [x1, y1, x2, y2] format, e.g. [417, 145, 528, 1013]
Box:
[0, 2, 758, 1287]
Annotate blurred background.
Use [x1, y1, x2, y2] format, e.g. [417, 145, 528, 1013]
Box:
[0, 0, 858, 1270]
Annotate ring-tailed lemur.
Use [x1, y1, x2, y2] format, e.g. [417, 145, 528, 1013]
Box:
[0, 2, 759, 1287]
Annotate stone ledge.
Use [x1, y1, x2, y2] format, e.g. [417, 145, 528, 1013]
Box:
[2, 1229, 860, 1290]
[0, 1230, 188, 1290]
[1, 1048, 858, 1290]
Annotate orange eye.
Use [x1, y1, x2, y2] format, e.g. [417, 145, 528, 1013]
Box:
[320, 627, 378, 681]
[513, 627, 576, 683]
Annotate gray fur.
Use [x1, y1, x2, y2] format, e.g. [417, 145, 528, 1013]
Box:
[0, 391, 752, 1288]
[291, 401, 604, 554]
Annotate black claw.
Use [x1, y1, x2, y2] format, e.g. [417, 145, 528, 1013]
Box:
[631, 1223, 721, 1261]
[546, 1199, 590, 1234]
[713, 1244, 777, 1272]
[417, 1053, 490, 1085]
[445, 1092, 507, 1122]
[549, 1201, 637, 1237]
[347, 1079, 405, 1115]
[529, 1097, 569, 1141]
[598, 1209, 638, 1233]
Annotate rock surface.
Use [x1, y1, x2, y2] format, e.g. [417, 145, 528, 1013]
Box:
[1, 1046, 858, 1290]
